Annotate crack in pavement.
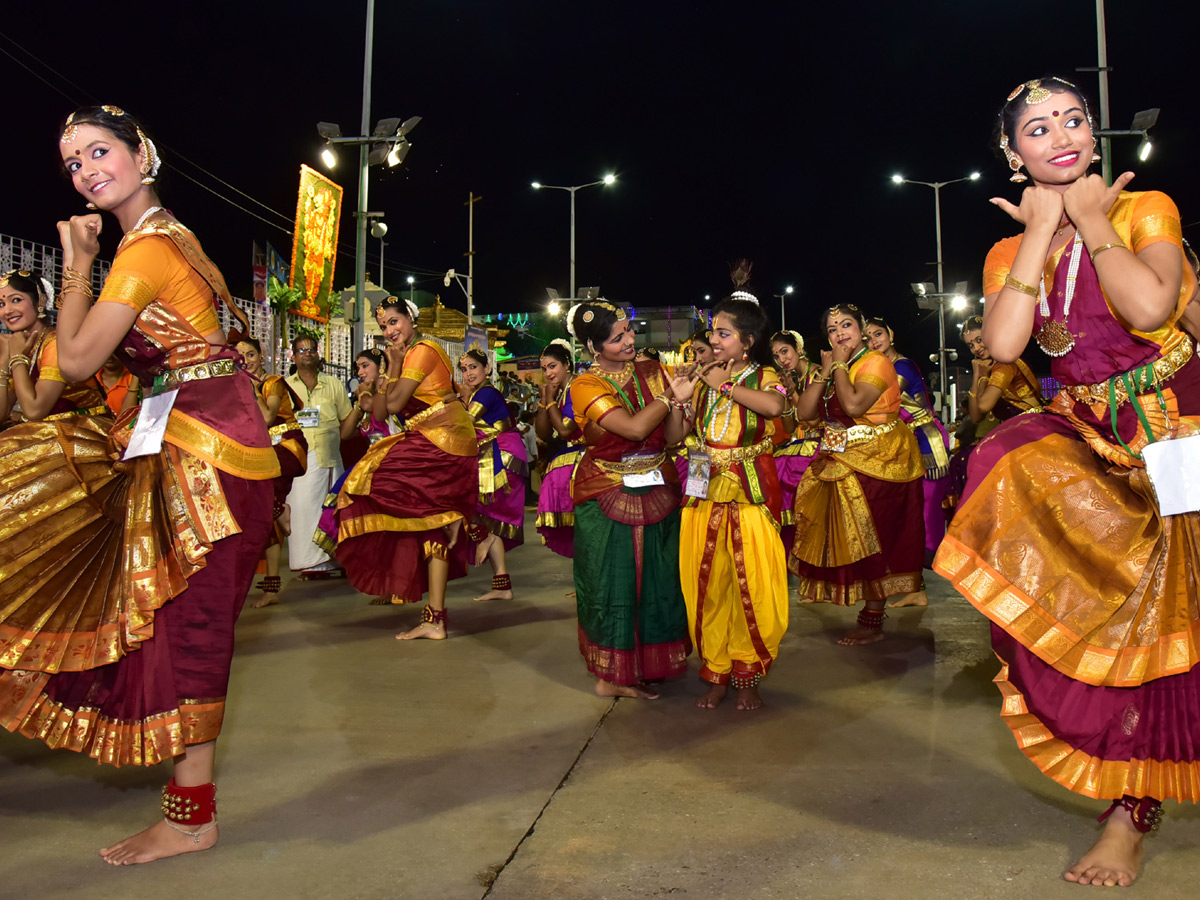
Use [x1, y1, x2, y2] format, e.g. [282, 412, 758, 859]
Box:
[479, 697, 620, 897]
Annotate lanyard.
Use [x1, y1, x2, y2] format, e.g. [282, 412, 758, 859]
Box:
[599, 367, 645, 412]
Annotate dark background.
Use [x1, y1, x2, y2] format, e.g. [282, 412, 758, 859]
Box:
[3, 0, 1194, 367]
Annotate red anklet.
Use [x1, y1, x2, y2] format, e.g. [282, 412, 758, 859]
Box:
[856, 607, 886, 630]
[492, 573, 512, 591]
[730, 671, 761, 690]
[1098, 795, 1163, 834]
[161, 778, 216, 826]
[421, 605, 448, 626]
[256, 575, 282, 593]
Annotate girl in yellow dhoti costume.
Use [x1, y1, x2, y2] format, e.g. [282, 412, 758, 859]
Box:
[667, 269, 789, 710]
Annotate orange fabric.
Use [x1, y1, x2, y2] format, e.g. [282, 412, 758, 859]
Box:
[849, 351, 901, 426]
[98, 235, 221, 336]
[100, 369, 135, 414]
[33, 331, 106, 412]
[983, 191, 1195, 350]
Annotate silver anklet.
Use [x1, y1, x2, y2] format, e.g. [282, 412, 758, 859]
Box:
[163, 816, 218, 843]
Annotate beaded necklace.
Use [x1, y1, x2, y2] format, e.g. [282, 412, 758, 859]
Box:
[700, 363, 759, 443]
[1035, 230, 1083, 357]
[596, 361, 643, 412]
[131, 205, 163, 232]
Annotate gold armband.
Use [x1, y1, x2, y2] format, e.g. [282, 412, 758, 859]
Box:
[1003, 273, 1039, 297]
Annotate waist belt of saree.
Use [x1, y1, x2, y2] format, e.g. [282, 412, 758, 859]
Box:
[268, 421, 302, 437]
[1062, 335, 1193, 409]
[820, 418, 900, 453]
[593, 451, 666, 475]
[155, 357, 237, 390]
[709, 436, 773, 470]
[45, 404, 109, 421]
[403, 400, 448, 430]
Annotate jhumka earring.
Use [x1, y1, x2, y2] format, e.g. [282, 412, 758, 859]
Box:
[999, 132, 1027, 183]
[1091, 138, 1101, 164]
[85, 202, 97, 210]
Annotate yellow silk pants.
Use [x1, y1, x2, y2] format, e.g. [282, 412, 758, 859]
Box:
[680, 500, 789, 684]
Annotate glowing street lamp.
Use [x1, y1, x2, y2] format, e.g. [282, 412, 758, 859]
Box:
[531, 175, 618, 302]
[773, 285, 795, 329]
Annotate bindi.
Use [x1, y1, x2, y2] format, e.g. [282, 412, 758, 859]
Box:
[1052, 110, 1060, 117]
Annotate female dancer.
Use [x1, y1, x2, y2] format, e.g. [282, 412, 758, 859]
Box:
[236, 337, 308, 608]
[934, 76, 1200, 886]
[568, 299, 690, 698]
[683, 326, 715, 367]
[313, 348, 394, 588]
[0, 106, 276, 864]
[535, 339, 582, 557]
[788, 304, 925, 644]
[0, 268, 107, 422]
[332, 297, 478, 639]
[667, 285, 789, 710]
[960, 315, 1044, 422]
[458, 347, 527, 601]
[770, 329, 822, 554]
[864, 318, 951, 605]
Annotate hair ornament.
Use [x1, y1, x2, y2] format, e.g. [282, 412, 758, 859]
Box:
[550, 338, 572, 352]
[39, 276, 56, 311]
[136, 127, 162, 182]
[0, 269, 31, 288]
[102, 105, 126, 117]
[582, 310, 595, 323]
[730, 290, 759, 304]
[565, 303, 583, 338]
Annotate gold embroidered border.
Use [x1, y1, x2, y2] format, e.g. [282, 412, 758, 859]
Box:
[98, 272, 157, 312]
[992, 657, 1200, 802]
[338, 510, 465, 542]
[165, 411, 280, 480]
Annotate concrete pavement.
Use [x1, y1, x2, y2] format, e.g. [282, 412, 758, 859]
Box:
[2, 511, 1197, 899]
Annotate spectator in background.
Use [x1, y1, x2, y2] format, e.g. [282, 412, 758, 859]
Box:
[285, 335, 353, 578]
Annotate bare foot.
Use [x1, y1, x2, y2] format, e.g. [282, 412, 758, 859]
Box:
[474, 532, 499, 567]
[564, 590, 576, 599]
[594, 679, 659, 700]
[473, 588, 513, 602]
[1064, 811, 1145, 887]
[696, 682, 728, 709]
[795, 591, 816, 604]
[838, 626, 885, 646]
[99, 818, 217, 866]
[888, 590, 928, 608]
[278, 503, 292, 537]
[736, 685, 763, 711]
[396, 620, 446, 640]
[250, 592, 279, 609]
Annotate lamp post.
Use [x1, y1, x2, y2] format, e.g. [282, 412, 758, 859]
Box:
[892, 172, 980, 424]
[406, 275, 415, 306]
[773, 285, 794, 330]
[370, 218, 387, 287]
[531, 175, 616, 303]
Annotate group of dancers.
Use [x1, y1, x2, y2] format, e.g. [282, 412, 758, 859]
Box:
[1, 75, 1199, 887]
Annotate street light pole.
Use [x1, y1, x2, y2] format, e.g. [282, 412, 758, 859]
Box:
[892, 172, 979, 424]
[351, 0, 376, 353]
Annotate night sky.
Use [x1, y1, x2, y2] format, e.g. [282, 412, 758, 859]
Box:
[3, 0, 1195, 369]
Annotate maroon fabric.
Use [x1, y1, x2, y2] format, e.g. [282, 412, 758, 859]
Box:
[37, 470, 272, 732]
[1039, 242, 1163, 387]
[335, 432, 478, 600]
[789, 473, 925, 603]
[994, 625, 1200, 765]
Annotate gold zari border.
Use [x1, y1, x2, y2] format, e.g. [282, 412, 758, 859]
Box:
[165, 411, 280, 480]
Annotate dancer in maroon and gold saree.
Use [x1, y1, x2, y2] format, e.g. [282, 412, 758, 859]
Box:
[934, 76, 1200, 886]
[332, 296, 478, 639]
[0, 106, 277, 864]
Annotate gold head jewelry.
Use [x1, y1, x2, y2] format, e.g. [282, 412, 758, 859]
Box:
[999, 132, 1027, 183]
[102, 105, 126, 116]
[0, 269, 32, 288]
[580, 300, 626, 325]
[137, 127, 159, 184]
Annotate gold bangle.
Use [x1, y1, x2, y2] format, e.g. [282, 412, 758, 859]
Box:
[829, 361, 850, 376]
[654, 394, 672, 408]
[967, 391, 976, 399]
[9, 354, 31, 369]
[1003, 273, 1039, 297]
[810, 372, 828, 383]
[1090, 241, 1126, 260]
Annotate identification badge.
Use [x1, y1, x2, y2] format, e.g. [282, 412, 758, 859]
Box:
[684, 451, 711, 498]
[621, 453, 665, 488]
[123, 389, 179, 460]
[1142, 433, 1200, 515]
[297, 407, 320, 429]
[368, 431, 385, 445]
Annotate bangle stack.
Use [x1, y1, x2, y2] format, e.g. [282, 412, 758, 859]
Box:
[9, 354, 31, 371]
[654, 394, 672, 409]
[829, 361, 850, 376]
[1003, 273, 1039, 297]
[60, 266, 94, 303]
[810, 372, 829, 383]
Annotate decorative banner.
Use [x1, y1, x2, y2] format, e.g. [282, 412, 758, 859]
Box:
[463, 324, 489, 355]
[265, 242, 290, 286]
[289, 164, 344, 322]
[251, 241, 267, 304]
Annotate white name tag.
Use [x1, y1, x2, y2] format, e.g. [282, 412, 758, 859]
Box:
[271, 432, 283, 445]
[684, 451, 711, 498]
[621, 453, 665, 488]
[123, 389, 179, 460]
[1142, 434, 1200, 516]
[297, 407, 320, 428]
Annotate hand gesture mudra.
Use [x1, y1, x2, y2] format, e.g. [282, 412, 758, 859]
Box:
[56, 214, 103, 268]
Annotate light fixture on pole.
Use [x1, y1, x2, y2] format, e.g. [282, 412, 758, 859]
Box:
[1094, 107, 1160, 166]
[531, 175, 617, 304]
[406, 275, 415, 305]
[913, 280, 969, 424]
[315, 109, 420, 349]
[369, 218, 387, 287]
[773, 285, 795, 329]
[892, 172, 980, 423]
[444, 268, 473, 324]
